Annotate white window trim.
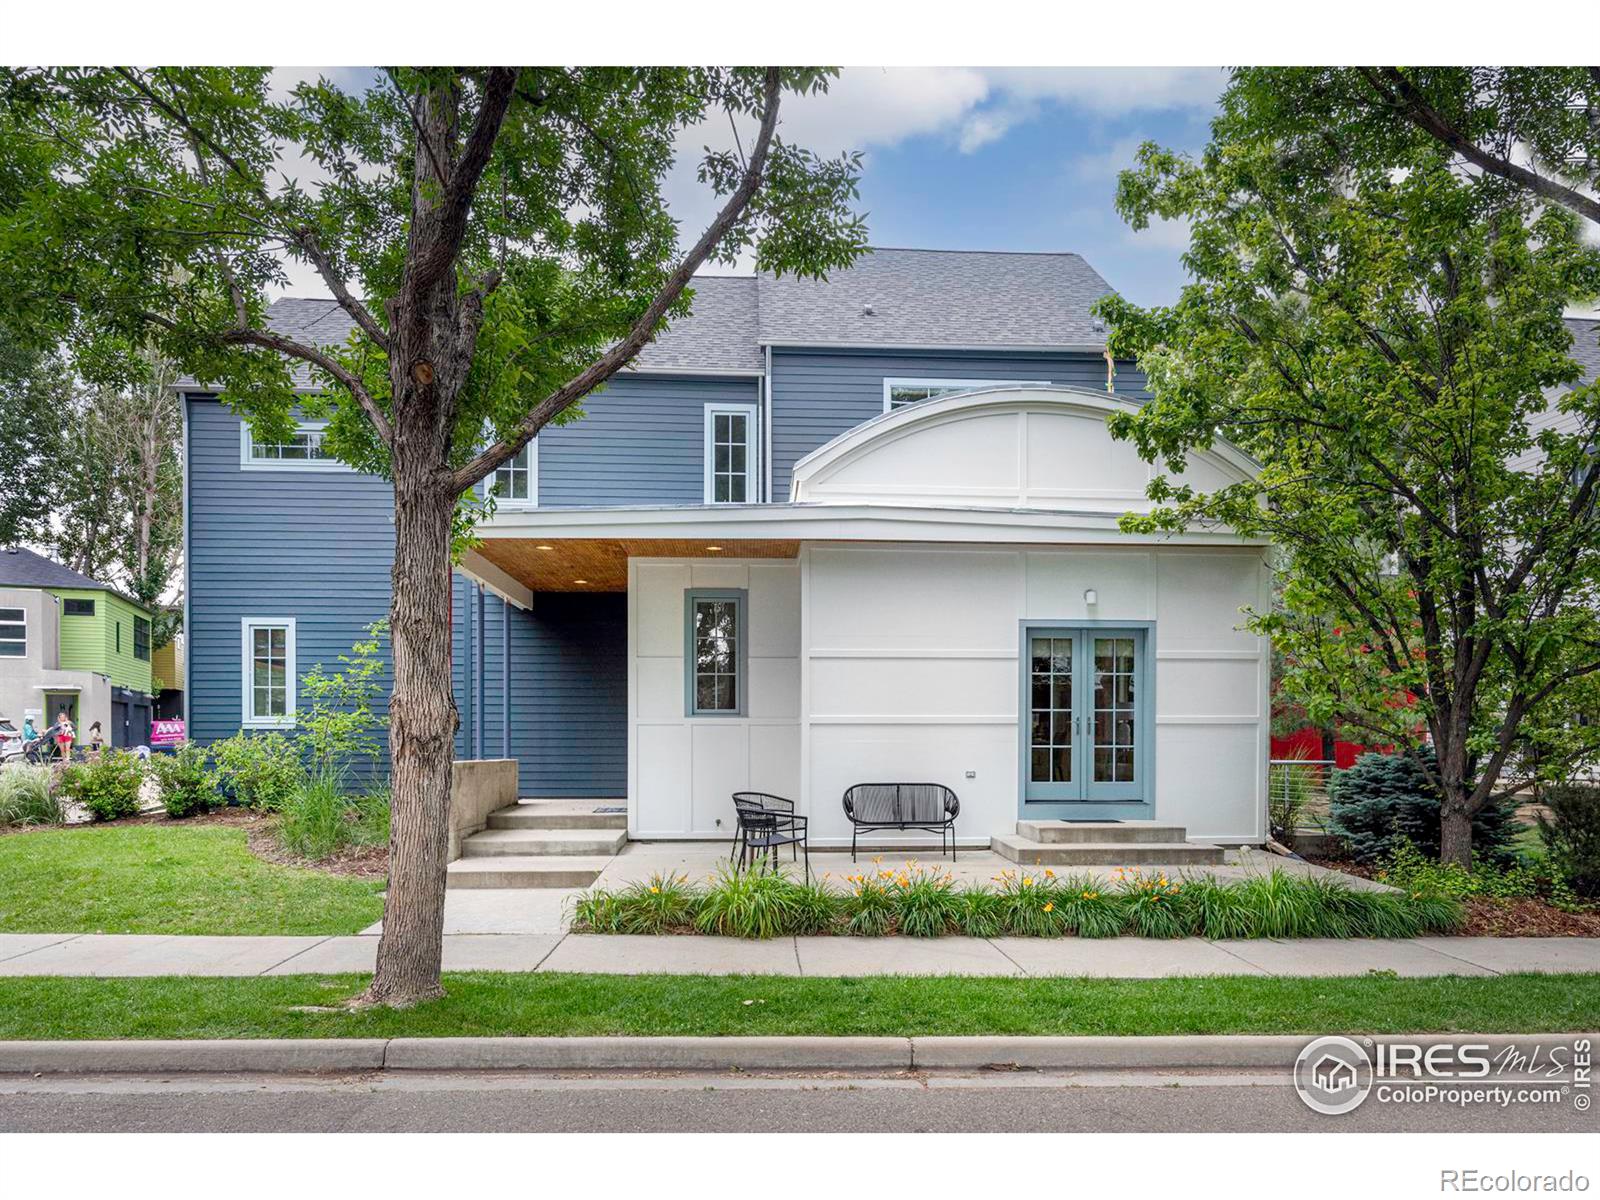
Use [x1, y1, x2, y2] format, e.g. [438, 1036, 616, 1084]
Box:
[240, 617, 297, 729]
[0, 606, 26, 658]
[703, 402, 758, 505]
[239, 419, 349, 471]
[881, 377, 1045, 414]
[483, 438, 539, 510]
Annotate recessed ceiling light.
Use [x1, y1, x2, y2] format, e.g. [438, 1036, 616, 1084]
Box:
[573, 578, 589, 585]
[536, 544, 555, 551]
[705, 545, 723, 551]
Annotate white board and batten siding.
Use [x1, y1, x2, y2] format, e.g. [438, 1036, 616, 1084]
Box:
[628, 559, 802, 839]
[628, 388, 1271, 845]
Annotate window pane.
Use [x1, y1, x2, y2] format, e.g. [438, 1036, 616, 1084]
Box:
[254, 628, 270, 656]
[0, 639, 24, 657]
[0, 622, 25, 639]
[714, 475, 731, 503]
[1053, 747, 1073, 783]
[1030, 639, 1051, 674]
[0, 608, 23, 621]
[726, 474, 746, 503]
[1030, 748, 1050, 783]
[1030, 678, 1049, 708]
[1030, 710, 1050, 744]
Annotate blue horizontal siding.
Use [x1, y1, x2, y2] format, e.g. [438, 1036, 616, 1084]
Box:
[188, 397, 625, 795]
[537, 373, 760, 506]
[768, 348, 1148, 499]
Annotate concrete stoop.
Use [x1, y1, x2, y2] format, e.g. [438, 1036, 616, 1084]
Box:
[992, 820, 1225, 867]
[447, 799, 626, 889]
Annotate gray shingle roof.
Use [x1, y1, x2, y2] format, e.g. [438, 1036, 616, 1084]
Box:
[175, 248, 1118, 392]
[755, 248, 1114, 348]
[0, 547, 110, 592]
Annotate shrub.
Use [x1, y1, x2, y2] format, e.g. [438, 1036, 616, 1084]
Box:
[694, 865, 801, 939]
[56, 750, 143, 821]
[994, 868, 1065, 937]
[1328, 751, 1519, 864]
[208, 732, 303, 812]
[892, 863, 961, 937]
[839, 868, 898, 936]
[1117, 868, 1188, 938]
[1538, 784, 1600, 898]
[0, 765, 60, 827]
[1181, 875, 1256, 939]
[1057, 877, 1125, 938]
[1378, 838, 1561, 904]
[149, 743, 214, 819]
[298, 620, 388, 775]
[954, 884, 1007, 938]
[786, 876, 840, 935]
[275, 767, 352, 860]
[1235, 869, 1323, 938]
[571, 889, 626, 934]
[615, 872, 699, 934]
[350, 781, 391, 847]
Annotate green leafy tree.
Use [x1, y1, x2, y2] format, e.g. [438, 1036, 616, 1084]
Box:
[1098, 77, 1600, 868]
[0, 67, 865, 1004]
[298, 620, 389, 776]
[0, 325, 71, 549]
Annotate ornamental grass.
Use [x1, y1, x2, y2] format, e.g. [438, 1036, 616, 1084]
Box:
[568, 862, 1463, 941]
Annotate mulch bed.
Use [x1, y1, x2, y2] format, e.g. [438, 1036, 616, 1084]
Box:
[1308, 854, 1600, 938]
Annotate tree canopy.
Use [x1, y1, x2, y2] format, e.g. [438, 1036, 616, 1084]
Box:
[1097, 69, 1600, 863]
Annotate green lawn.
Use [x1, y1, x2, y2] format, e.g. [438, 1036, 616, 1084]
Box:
[0, 972, 1592, 1040]
[0, 825, 385, 936]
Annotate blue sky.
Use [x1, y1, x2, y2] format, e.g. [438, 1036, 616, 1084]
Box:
[274, 67, 1227, 308]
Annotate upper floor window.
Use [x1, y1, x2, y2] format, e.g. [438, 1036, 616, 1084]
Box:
[486, 440, 538, 508]
[133, 616, 151, 662]
[241, 617, 296, 728]
[0, 607, 25, 658]
[62, 597, 95, 617]
[883, 377, 1042, 413]
[704, 403, 756, 504]
[240, 419, 343, 470]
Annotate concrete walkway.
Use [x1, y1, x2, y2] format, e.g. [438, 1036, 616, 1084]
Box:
[1, 930, 1597, 978]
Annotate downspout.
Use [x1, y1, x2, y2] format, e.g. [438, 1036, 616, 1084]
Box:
[763, 344, 775, 502]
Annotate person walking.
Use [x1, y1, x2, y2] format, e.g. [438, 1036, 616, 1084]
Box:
[86, 721, 104, 756]
[54, 709, 74, 761]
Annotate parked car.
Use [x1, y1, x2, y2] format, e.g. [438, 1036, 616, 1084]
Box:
[0, 718, 20, 762]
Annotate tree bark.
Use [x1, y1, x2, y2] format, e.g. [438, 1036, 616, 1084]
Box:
[1439, 797, 1474, 869]
[364, 476, 458, 1006]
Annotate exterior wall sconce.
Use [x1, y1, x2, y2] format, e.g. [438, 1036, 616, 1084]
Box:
[1084, 588, 1098, 606]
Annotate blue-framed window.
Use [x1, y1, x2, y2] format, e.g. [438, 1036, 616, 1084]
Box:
[684, 589, 747, 716]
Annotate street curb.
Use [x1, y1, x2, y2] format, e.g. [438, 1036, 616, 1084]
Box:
[1, 1033, 1592, 1076]
[0, 1038, 388, 1075]
[384, 1036, 912, 1071]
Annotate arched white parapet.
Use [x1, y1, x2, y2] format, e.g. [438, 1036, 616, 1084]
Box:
[788, 385, 1256, 512]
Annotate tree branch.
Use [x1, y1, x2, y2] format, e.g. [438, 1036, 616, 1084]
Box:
[217, 326, 391, 445]
[1362, 67, 1600, 227]
[451, 68, 785, 494]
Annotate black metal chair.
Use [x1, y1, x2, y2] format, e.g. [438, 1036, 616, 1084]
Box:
[841, 782, 960, 862]
[731, 792, 810, 882]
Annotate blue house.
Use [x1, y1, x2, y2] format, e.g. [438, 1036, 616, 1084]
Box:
[180, 248, 1273, 871]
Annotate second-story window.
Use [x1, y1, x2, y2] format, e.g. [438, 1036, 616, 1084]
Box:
[883, 377, 1041, 412]
[133, 616, 151, 662]
[0, 607, 25, 657]
[705, 404, 756, 504]
[487, 440, 537, 508]
[240, 419, 343, 469]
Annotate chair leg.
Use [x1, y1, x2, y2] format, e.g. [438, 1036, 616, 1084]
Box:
[802, 841, 810, 885]
[851, 828, 857, 864]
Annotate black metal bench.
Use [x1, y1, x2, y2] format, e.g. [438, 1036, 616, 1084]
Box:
[841, 783, 960, 862]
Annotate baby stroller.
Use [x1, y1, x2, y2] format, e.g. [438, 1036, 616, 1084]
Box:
[18, 721, 68, 764]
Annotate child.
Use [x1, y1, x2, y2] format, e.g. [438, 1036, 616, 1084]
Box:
[54, 710, 74, 761]
[87, 721, 104, 756]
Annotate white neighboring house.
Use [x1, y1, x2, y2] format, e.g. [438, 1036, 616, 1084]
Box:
[467, 385, 1271, 848]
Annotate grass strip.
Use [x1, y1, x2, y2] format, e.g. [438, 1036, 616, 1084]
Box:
[0, 826, 384, 936]
[0, 972, 1593, 1040]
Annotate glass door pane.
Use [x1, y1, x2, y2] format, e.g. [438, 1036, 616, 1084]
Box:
[1091, 635, 1138, 784]
[1028, 636, 1073, 785]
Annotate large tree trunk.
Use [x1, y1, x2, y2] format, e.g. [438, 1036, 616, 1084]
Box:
[1440, 798, 1473, 868]
[364, 476, 458, 1006]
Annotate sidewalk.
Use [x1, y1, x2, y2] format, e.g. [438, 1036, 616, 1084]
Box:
[2, 931, 1597, 978]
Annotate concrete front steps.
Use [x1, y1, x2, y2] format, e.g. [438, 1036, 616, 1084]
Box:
[992, 820, 1225, 867]
[447, 799, 627, 889]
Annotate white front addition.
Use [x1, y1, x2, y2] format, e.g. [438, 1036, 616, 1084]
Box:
[473, 386, 1271, 847]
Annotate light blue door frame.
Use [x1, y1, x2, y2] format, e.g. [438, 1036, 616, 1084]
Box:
[1018, 620, 1155, 820]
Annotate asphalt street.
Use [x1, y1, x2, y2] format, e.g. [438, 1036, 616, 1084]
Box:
[1, 1068, 1592, 1133]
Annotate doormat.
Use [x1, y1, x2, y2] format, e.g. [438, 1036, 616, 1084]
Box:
[593, 806, 626, 814]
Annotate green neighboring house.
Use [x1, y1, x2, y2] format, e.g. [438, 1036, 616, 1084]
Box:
[0, 547, 157, 747]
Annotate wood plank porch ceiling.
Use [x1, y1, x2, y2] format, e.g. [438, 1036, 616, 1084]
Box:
[473, 538, 801, 593]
